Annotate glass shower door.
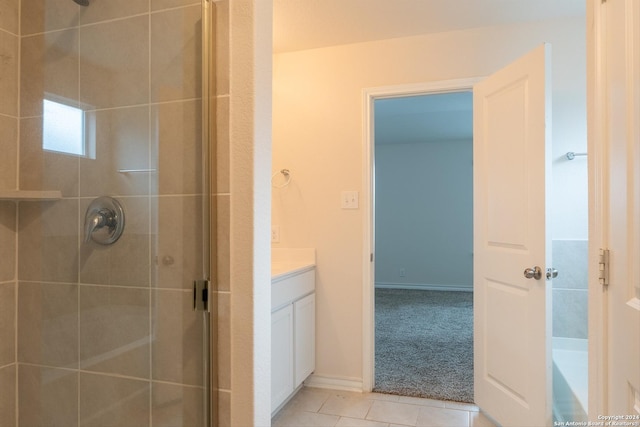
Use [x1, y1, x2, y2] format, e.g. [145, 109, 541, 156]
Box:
[9, 1, 213, 425]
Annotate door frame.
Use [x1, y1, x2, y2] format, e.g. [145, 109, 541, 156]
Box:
[361, 78, 481, 391]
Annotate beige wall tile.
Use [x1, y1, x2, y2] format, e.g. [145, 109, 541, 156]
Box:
[79, 286, 150, 378]
[20, 0, 79, 35]
[152, 289, 203, 386]
[79, 16, 149, 109]
[213, 0, 229, 96]
[0, 202, 16, 282]
[18, 282, 79, 368]
[80, 197, 150, 287]
[80, 372, 150, 427]
[151, 5, 201, 103]
[216, 291, 230, 390]
[20, 30, 80, 117]
[78, 0, 148, 26]
[0, 30, 18, 116]
[214, 95, 230, 193]
[0, 365, 16, 426]
[18, 200, 79, 283]
[152, 382, 204, 427]
[217, 389, 231, 427]
[0, 115, 17, 190]
[80, 106, 150, 197]
[0, 0, 19, 34]
[0, 283, 15, 366]
[152, 0, 200, 12]
[19, 117, 80, 197]
[152, 195, 203, 289]
[151, 99, 202, 195]
[212, 194, 229, 291]
[18, 364, 78, 427]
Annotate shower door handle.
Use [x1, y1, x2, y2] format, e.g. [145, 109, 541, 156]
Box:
[523, 266, 542, 280]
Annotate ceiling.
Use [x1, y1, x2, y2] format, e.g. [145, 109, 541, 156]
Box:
[273, 0, 585, 54]
[272, 0, 585, 145]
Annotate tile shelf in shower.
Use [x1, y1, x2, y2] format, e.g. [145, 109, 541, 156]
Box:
[0, 190, 63, 201]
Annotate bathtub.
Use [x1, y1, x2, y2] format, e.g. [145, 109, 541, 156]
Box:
[553, 337, 588, 423]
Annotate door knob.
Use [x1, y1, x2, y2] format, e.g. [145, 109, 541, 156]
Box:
[546, 268, 558, 280]
[523, 266, 542, 280]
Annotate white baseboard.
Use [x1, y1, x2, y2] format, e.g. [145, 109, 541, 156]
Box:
[304, 374, 363, 392]
[375, 282, 473, 292]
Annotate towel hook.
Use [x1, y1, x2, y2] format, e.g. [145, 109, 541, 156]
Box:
[272, 169, 292, 188]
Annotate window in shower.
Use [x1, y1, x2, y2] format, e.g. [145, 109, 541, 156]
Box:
[43, 98, 95, 158]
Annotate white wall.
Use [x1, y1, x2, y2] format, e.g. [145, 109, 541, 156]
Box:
[374, 139, 473, 290]
[272, 17, 586, 385]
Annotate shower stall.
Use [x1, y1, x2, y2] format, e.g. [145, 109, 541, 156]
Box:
[0, 0, 215, 425]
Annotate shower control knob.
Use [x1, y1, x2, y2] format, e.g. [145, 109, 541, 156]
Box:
[523, 266, 542, 280]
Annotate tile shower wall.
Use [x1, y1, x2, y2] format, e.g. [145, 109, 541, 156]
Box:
[552, 240, 588, 339]
[12, 1, 210, 426]
[0, 0, 19, 425]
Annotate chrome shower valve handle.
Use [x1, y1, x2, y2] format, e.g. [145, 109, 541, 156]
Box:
[84, 196, 125, 245]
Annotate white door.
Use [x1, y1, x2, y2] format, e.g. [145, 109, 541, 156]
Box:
[473, 44, 552, 427]
[597, 0, 640, 416]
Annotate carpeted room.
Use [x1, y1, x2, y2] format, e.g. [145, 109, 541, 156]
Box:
[373, 92, 474, 404]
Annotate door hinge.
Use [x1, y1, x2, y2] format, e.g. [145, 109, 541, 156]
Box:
[193, 279, 211, 312]
[599, 249, 610, 287]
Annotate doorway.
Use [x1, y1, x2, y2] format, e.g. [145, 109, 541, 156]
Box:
[372, 91, 474, 403]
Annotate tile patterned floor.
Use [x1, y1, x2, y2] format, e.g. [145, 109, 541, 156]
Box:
[272, 387, 498, 427]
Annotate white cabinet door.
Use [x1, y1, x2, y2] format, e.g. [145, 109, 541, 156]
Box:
[271, 304, 294, 413]
[473, 44, 552, 427]
[294, 293, 315, 387]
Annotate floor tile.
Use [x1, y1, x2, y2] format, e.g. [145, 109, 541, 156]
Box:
[416, 406, 469, 427]
[397, 396, 446, 408]
[273, 409, 340, 427]
[366, 400, 420, 426]
[320, 394, 374, 419]
[444, 401, 479, 412]
[286, 387, 332, 412]
[469, 411, 498, 427]
[336, 416, 390, 427]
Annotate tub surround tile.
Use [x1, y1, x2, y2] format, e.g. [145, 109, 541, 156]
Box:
[0, 202, 16, 282]
[19, 117, 80, 197]
[80, 372, 150, 427]
[0, 30, 18, 117]
[78, 0, 148, 26]
[18, 364, 78, 427]
[212, 194, 230, 292]
[215, 96, 230, 193]
[18, 282, 79, 368]
[552, 240, 588, 290]
[152, 195, 203, 290]
[80, 197, 150, 287]
[0, 283, 15, 366]
[0, 0, 19, 34]
[152, 289, 204, 386]
[79, 286, 150, 378]
[151, 99, 203, 195]
[0, 116, 17, 190]
[20, 29, 80, 118]
[150, 5, 202, 103]
[553, 288, 588, 339]
[80, 106, 150, 197]
[79, 16, 149, 109]
[18, 199, 79, 283]
[0, 365, 16, 426]
[20, 0, 79, 35]
[152, 382, 204, 427]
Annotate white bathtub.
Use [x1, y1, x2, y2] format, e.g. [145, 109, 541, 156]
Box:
[553, 337, 588, 423]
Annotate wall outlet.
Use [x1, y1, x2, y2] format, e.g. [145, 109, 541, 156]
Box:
[399, 268, 406, 277]
[341, 191, 359, 209]
[271, 225, 280, 243]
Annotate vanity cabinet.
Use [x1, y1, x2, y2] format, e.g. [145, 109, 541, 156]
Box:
[271, 268, 315, 414]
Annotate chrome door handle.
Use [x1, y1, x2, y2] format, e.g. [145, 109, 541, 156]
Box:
[523, 266, 542, 280]
[546, 268, 558, 280]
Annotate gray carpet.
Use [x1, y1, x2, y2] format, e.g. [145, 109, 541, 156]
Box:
[374, 289, 474, 403]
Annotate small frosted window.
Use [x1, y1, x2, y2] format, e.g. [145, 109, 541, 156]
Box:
[43, 99, 85, 156]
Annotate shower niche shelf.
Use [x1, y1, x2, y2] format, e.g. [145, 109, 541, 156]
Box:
[0, 190, 63, 201]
